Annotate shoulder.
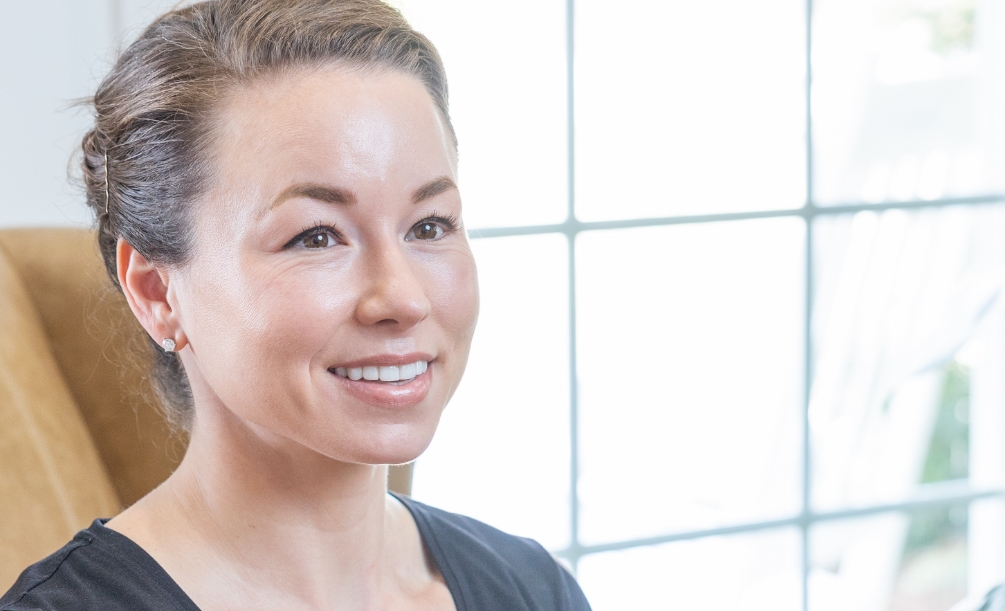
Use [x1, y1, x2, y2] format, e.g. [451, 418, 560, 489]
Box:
[0, 520, 193, 611]
[1, 528, 97, 611]
[396, 495, 591, 611]
[404, 495, 548, 564]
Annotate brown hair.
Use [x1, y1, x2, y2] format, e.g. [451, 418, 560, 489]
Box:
[81, 0, 454, 431]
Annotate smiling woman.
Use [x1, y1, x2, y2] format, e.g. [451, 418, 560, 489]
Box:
[0, 2, 590, 611]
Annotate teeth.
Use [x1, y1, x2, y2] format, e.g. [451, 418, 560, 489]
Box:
[400, 362, 416, 379]
[333, 361, 428, 383]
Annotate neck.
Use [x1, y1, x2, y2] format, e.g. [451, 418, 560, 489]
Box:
[181, 406, 390, 543]
[112, 396, 426, 610]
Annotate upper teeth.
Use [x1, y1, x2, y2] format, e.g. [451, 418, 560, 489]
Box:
[334, 361, 428, 382]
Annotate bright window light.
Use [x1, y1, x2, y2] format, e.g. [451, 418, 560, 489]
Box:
[402, 0, 1005, 609]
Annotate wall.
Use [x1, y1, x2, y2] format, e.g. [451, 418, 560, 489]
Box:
[0, 0, 181, 228]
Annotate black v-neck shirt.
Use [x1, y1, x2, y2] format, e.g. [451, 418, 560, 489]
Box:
[1, 495, 591, 611]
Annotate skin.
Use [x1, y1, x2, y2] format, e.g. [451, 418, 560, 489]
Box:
[106, 66, 478, 611]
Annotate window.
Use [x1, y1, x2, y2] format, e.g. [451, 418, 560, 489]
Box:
[398, 0, 1005, 609]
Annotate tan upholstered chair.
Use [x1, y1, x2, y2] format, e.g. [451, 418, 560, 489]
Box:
[0, 228, 412, 590]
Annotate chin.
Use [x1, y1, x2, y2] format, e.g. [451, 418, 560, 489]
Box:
[313, 419, 440, 466]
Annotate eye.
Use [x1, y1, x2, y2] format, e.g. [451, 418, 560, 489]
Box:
[303, 230, 334, 249]
[284, 225, 342, 250]
[405, 215, 458, 242]
[408, 221, 444, 241]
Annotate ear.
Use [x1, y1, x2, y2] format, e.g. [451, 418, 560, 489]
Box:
[116, 238, 187, 351]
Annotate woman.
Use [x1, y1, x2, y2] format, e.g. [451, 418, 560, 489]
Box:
[0, 1, 590, 609]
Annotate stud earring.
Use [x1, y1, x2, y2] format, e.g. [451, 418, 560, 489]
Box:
[162, 338, 177, 352]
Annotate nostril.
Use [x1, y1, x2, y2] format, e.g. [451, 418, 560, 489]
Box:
[356, 294, 430, 328]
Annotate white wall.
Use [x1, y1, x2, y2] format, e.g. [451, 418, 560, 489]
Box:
[0, 0, 184, 228]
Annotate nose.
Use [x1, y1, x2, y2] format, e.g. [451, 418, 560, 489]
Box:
[355, 241, 431, 329]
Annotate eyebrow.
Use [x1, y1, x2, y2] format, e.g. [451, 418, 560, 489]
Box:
[412, 176, 458, 204]
[269, 183, 358, 212]
[267, 176, 457, 214]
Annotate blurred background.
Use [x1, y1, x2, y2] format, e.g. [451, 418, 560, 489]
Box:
[3, 0, 1005, 609]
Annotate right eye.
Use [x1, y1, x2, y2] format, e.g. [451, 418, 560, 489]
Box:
[303, 230, 334, 249]
[284, 225, 343, 250]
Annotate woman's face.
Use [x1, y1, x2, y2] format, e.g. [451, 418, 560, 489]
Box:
[170, 67, 478, 465]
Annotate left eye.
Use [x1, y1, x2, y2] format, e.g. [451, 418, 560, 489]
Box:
[406, 221, 445, 241]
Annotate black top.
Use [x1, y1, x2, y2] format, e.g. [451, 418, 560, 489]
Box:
[1, 495, 590, 611]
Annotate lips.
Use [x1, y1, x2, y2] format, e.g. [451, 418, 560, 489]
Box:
[326, 355, 433, 407]
[331, 360, 428, 383]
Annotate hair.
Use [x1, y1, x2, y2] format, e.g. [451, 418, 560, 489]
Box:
[81, 0, 454, 431]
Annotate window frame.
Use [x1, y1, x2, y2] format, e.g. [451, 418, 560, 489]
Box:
[461, 0, 1005, 607]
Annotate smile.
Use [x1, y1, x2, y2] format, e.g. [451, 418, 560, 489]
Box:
[330, 360, 429, 383]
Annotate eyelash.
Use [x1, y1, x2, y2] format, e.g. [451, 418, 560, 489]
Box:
[283, 213, 460, 250]
[412, 211, 460, 238]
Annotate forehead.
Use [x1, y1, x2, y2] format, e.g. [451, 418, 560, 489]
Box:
[209, 66, 456, 195]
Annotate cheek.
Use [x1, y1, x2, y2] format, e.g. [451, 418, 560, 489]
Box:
[428, 250, 480, 348]
[244, 271, 351, 360]
[183, 258, 357, 406]
[255, 261, 357, 329]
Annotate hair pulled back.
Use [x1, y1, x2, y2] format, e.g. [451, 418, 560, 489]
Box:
[81, 0, 454, 431]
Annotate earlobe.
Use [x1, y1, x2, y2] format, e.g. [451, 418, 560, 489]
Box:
[116, 239, 186, 351]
